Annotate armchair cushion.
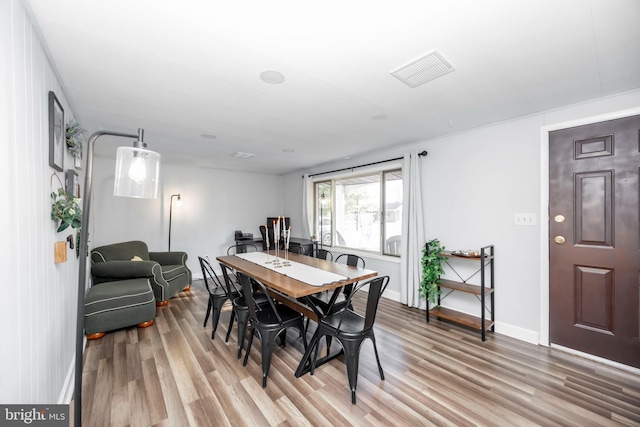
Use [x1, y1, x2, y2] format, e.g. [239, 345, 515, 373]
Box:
[91, 240, 150, 263]
[149, 251, 187, 265]
[91, 240, 192, 304]
[84, 278, 156, 335]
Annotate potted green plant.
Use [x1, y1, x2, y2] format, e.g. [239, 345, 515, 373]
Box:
[420, 238, 447, 305]
[51, 188, 82, 232]
[65, 120, 85, 160]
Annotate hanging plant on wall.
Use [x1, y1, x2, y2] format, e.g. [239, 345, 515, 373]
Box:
[65, 120, 85, 159]
[51, 187, 82, 232]
[420, 238, 448, 306]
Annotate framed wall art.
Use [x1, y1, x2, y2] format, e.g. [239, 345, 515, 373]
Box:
[48, 91, 64, 171]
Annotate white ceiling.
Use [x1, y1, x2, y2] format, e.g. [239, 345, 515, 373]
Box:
[25, 0, 640, 175]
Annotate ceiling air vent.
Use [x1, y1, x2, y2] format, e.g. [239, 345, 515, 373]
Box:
[390, 50, 455, 88]
[233, 152, 255, 159]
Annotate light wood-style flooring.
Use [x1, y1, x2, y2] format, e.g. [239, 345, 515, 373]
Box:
[81, 280, 640, 426]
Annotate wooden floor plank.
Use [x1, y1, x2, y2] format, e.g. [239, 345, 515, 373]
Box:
[80, 280, 640, 426]
[128, 378, 151, 427]
[140, 358, 168, 425]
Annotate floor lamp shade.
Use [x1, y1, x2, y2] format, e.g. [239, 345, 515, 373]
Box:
[113, 146, 161, 198]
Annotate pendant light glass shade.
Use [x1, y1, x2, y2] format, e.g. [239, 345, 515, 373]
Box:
[113, 146, 161, 198]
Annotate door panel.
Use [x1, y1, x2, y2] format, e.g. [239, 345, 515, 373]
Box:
[574, 265, 613, 334]
[549, 115, 640, 369]
[574, 171, 612, 245]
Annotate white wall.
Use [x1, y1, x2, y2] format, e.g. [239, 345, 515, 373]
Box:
[2, 0, 80, 404]
[92, 159, 282, 277]
[283, 88, 640, 344]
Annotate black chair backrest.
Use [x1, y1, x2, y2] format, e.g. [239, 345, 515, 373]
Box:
[288, 246, 304, 254]
[312, 249, 333, 261]
[198, 256, 228, 296]
[259, 225, 278, 251]
[335, 254, 365, 295]
[336, 275, 389, 331]
[219, 263, 242, 298]
[259, 226, 268, 250]
[363, 276, 389, 330]
[227, 243, 258, 255]
[335, 253, 365, 269]
[236, 272, 282, 324]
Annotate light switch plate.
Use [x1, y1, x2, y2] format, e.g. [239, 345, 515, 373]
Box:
[514, 213, 536, 226]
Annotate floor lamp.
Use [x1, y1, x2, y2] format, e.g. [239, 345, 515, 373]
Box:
[168, 193, 181, 251]
[74, 128, 160, 427]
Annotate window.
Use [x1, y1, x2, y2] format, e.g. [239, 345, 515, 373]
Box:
[313, 168, 402, 256]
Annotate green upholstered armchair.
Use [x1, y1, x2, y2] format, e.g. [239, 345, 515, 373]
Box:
[90, 240, 192, 306]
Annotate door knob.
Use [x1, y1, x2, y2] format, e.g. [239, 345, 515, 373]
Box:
[554, 215, 565, 223]
[554, 236, 566, 244]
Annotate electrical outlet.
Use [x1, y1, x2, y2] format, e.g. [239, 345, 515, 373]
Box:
[514, 213, 536, 226]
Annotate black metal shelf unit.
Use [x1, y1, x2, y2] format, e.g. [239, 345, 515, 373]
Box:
[426, 244, 495, 341]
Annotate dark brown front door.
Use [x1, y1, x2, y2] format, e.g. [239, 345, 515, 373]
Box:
[549, 115, 640, 369]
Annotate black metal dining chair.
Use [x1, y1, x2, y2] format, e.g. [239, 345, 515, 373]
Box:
[305, 253, 365, 334]
[238, 272, 307, 388]
[227, 243, 258, 255]
[310, 275, 389, 404]
[288, 245, 304, 254]
[311, 248, 333, 261]
[198, 256, 237, 339]
[219, 263, 269, 358]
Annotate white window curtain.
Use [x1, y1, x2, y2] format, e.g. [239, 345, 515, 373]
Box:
[301, 174, 313, 239]
[400, 152, 425, 308]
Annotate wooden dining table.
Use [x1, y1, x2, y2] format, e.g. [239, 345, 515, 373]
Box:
[216, 250, 378, 377]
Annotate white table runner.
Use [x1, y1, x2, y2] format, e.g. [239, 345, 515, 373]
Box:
[236, 252, 347, 286]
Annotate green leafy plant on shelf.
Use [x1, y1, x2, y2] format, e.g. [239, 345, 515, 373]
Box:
[420, 239, 448, 306]
[51, 188, 82, 232]
[65, 120, 85, 159]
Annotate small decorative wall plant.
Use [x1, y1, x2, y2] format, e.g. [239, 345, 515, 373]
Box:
[51, 188, 82, 232]
[65, 120, 85, 159]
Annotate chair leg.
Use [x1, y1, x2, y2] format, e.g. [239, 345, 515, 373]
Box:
[341, 339, 362, 404]
[156, 300, 168, 307]
[203, 298, 212, 327]
[210, 298, 226, 339]
[371, 334, 385, 381]
[260, 330, 282, 388]
[225, 310, 236, 342]
[243, 327, 255, 366]
[325, 336, 333, 356]
[236, 310, 250, 359]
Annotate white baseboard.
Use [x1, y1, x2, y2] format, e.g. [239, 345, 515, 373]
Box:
[58, 354, 75, 404]
[381, 291, 539, 345]
[551, 344, 640, 374]
[383, 289, 401, 303]
[494, 321, 539, 345]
